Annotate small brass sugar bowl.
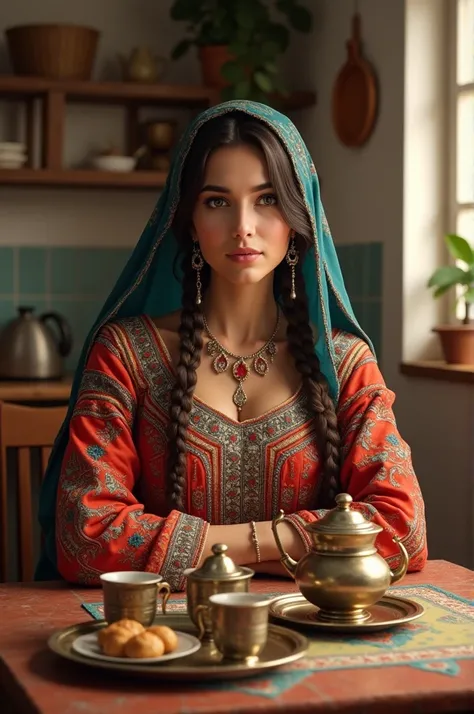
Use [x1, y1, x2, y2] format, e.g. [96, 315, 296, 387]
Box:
[184, 543, 254, 639]
[272, 493, 409, 624]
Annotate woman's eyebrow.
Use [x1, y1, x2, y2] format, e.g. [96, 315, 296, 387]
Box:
[200, 181, 273, 194]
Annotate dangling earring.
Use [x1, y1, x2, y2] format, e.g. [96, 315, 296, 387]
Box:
[191, 241, 204, 305]
[286, 233, 299, 300]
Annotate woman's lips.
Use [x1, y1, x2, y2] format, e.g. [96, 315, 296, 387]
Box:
[226, 253, 262, 263]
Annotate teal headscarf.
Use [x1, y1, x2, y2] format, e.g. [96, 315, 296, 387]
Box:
[36, 100, 373, 580]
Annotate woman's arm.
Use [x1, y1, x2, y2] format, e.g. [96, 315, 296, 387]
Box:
[201, 519, 306, 566]
[283, 339, 428, 572]
[56, 326, 211, 591]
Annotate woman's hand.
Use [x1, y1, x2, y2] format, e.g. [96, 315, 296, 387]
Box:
[199, 518, 306, 565]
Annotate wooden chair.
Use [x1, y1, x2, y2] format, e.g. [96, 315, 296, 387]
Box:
[0, 401, 67, 582]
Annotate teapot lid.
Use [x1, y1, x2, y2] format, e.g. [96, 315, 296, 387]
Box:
[307, 493, 382, 535]
[188, 543, 251, 581]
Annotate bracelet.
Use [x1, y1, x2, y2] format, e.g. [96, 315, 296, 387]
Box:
[250, 521, 261, 563]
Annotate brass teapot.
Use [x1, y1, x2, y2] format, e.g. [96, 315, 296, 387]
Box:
[272, 493, 409, 624]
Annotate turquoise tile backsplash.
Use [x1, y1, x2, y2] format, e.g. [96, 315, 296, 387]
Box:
[0, 247, 15, 294]
[0, 242, 383, 371]
[336, 243, 383, 360]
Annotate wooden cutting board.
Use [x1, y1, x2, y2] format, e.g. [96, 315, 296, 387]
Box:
[332, 12, 378, 147]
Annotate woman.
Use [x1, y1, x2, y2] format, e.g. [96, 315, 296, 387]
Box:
[36, 101, 427, 589]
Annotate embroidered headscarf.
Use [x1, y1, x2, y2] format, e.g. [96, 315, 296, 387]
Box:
[36, 100, 372, 580]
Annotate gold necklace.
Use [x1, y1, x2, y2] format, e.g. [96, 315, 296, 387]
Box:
[202, 309, 281, 412]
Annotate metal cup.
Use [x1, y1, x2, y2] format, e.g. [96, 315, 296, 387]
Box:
[100, 571, 171, 627]
[195, 592, 270, 663]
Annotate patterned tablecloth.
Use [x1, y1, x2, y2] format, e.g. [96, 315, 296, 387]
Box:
[83, 584, 474, 700]
[1, 562, 473, 714]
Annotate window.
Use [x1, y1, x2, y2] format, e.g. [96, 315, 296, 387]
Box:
[449, 0, 474, 318]
[451, 0, 474, 242]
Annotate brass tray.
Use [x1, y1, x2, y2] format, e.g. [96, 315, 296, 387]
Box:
[269, 593, 425, 633]
[47, 613, 308, 681]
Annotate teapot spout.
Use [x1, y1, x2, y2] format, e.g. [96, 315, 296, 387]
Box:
[389, 536, 409, 585]
[271, 510, 299, 578]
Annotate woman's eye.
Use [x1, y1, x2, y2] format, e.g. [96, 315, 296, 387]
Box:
[205, 197, 227, 208]
[258, 193, 278, 206]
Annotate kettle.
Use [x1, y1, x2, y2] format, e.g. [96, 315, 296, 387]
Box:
[272, 493, 409, 624]
[0, 306, 72, 380]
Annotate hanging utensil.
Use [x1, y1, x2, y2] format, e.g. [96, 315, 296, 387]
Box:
[332, 10, 378, 148]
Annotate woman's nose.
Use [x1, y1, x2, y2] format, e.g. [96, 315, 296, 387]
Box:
[231, 206, 257, 239]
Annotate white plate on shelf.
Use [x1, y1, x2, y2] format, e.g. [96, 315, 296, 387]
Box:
[72, 629, 201, 664]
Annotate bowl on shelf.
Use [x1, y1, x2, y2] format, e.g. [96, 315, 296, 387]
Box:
[0, 142, 27, 169]
[0, 142, 26, 152]
[92, 155, 137, 172]
[0, 157, 27, 169]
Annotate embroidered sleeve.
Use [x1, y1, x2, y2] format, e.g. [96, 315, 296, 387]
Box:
[56, 323, 209, 590]
[285, 336, 428, 572]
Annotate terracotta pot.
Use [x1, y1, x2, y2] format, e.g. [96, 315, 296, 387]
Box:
[198, 45, 234, 89]
[433, 325, 474, 364]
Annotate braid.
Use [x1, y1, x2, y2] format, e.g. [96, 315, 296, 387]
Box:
[279, 257, 341, 509]
[167, 251, 205, 510]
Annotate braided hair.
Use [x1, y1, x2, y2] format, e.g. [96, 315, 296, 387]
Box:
[168, 112, 341, 510]
[277, 258, 341, 508]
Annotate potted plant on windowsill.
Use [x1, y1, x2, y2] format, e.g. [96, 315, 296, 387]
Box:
[169, 0, 312, 101]
[427, 233, 474, 364]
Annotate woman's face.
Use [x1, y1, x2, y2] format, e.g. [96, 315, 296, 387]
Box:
[192, 143, 291, 287]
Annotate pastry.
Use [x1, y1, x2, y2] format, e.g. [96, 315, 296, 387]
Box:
[97, 619, 144, 648]
[146, 625, 178, 653]
[100, 627, 134, 657]
[97, 618, 145, 656]
[106, 619, 145, 636]
[124, 631, 165, 659]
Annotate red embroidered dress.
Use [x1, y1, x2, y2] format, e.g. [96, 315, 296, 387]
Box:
[56, 316, 427, 590]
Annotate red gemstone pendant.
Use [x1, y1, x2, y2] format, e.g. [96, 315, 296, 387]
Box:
[254, 355, 268, 376]
[233, 359, 249, 381]
[213, 353, 229, 373]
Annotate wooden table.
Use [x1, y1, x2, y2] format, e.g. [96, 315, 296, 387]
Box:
[0, 560, 473, 714]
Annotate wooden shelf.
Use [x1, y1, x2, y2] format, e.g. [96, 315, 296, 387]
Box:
[0, 76, 317, 189]
[0, 168, 168, 189]
[0, 75, 316, 110]
[400, 360, 474, 385]
[0, 75, 220, 106]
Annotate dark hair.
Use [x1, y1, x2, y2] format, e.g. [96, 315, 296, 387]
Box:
[168, 112, 340, 511]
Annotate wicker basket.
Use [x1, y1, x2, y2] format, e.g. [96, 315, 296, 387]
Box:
[6, 24, 100, 81]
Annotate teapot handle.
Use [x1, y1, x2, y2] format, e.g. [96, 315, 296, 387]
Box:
[40, 312, 73, 358]
[389, 536, 409, 585]
[271, 510, 299, 578]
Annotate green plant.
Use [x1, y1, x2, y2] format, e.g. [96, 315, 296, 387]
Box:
[170, 0, 312, 102]
[427, 233, 474, 324]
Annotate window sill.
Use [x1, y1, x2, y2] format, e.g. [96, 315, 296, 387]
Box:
[400, 361, 474, 385]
